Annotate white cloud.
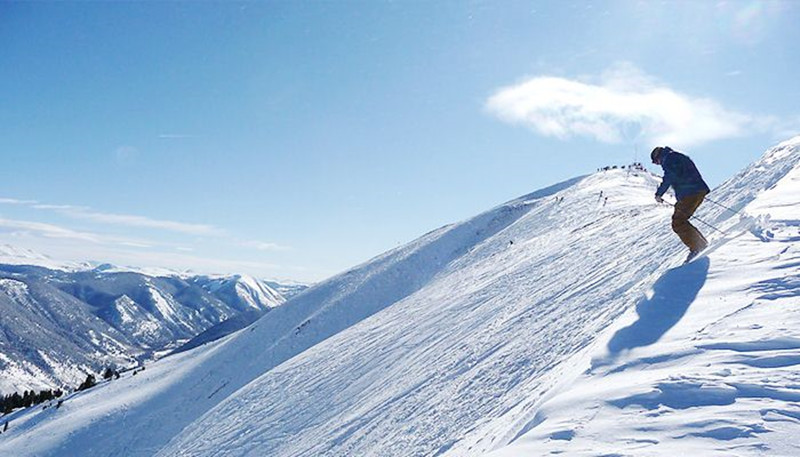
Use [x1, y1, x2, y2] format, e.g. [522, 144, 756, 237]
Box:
[0, 224, 286, 277]
[0, 198, 38, 205]
[33, 204, 88, 211]
[0, 217, 152, 247]
[238, 240, 291, 252]
[0, 218, 99, 242]
[486, 62, 774, 148]
[0, 198, 293, 276]
[57, 208, 223, 236]
[0, 199, 223, 236]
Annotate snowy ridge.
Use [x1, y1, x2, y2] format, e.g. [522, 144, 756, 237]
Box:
[0, 244, 90, 272]
[703, 136, 800, 227]
[191, 274, 286, 311]
[490, 136, 800, 456]
[1, 138, 799, 457]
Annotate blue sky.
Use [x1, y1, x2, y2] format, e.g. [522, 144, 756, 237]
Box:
[1, 1, 798, 282]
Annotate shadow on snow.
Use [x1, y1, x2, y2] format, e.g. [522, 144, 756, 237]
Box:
[607, 257, 710, 354]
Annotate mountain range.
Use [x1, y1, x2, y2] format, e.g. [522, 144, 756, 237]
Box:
[0, 258, 305, 395]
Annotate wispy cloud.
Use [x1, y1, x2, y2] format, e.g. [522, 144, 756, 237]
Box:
[0, 217, 152, 247]
[57, 208, 224, 236]
[0, 198, 39, 205]
[0, 196, 288, 258]
[238, 240, 291, 252]
[0, 198, 223, 236]
[2, 197, 221, 235]
[0, 221, 286, 276]
[33, 204, 88, 211]
[486, 62, 780, 148]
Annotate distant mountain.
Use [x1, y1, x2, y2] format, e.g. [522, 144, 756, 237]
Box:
[170, 275, 310, 354]
[0, 244, 90, 271]
[189, 274, 287, 312]
[263, 280, 309, 300]
[0, 262, 291, 395]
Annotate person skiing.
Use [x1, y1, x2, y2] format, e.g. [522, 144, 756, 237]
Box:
[651, 146, 711, 263]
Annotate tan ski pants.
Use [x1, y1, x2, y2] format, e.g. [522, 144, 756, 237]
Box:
[672, 191, 709, 251]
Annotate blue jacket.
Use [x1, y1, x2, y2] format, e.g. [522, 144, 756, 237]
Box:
[656, 150, 710, 200]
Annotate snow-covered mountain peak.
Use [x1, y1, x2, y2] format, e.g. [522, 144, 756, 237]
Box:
[0, 244, 50, 261]
[759, 134, 800, 165]
[742, 136, 800, 220]
[0, 244, 88, 271]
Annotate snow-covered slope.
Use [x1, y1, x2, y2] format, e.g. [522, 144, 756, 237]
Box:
[158, 170, 683, 457]
[1, 137, 798, 457]
[490, 137, 800, 456]
[0, 165, 667, 455]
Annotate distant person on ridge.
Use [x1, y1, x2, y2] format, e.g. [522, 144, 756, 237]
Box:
[651, 146, 711, 263]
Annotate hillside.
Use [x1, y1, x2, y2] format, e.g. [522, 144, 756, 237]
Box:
[0, 264, 288, 395]
[1, 137, 798, 456]
[491, 137, 800, 456]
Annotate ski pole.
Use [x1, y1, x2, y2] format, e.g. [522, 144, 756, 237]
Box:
[689, 214, 727, 235]
[704, 197, 743, 216]
[661, 200, 727, 235]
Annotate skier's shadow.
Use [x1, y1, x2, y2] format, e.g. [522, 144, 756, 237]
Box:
[607, 257, 710, 354]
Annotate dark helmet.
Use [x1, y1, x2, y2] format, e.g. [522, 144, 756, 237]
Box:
[650, 146, 671, 164]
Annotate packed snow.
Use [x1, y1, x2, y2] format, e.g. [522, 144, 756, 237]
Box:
[0, 137, 798, 457]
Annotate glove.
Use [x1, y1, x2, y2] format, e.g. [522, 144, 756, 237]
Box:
[655, 195, 664, 204]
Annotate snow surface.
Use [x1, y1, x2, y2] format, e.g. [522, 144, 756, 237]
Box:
[1, 137, 799, 457]
[491, 137, 800, 456]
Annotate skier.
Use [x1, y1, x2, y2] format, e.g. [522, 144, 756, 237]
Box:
[651, 146, 711, 263]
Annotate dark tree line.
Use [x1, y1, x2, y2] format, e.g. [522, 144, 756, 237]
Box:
[103, 367, 121, 380]
[1, 366, 122, 416]
[1, 388, 63, 415]
[77, 374, 96, 392]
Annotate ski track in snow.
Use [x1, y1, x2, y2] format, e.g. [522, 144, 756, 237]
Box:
[1, 137, 799, 457]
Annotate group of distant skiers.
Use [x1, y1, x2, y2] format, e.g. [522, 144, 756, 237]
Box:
[597, 162, 646, 173]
